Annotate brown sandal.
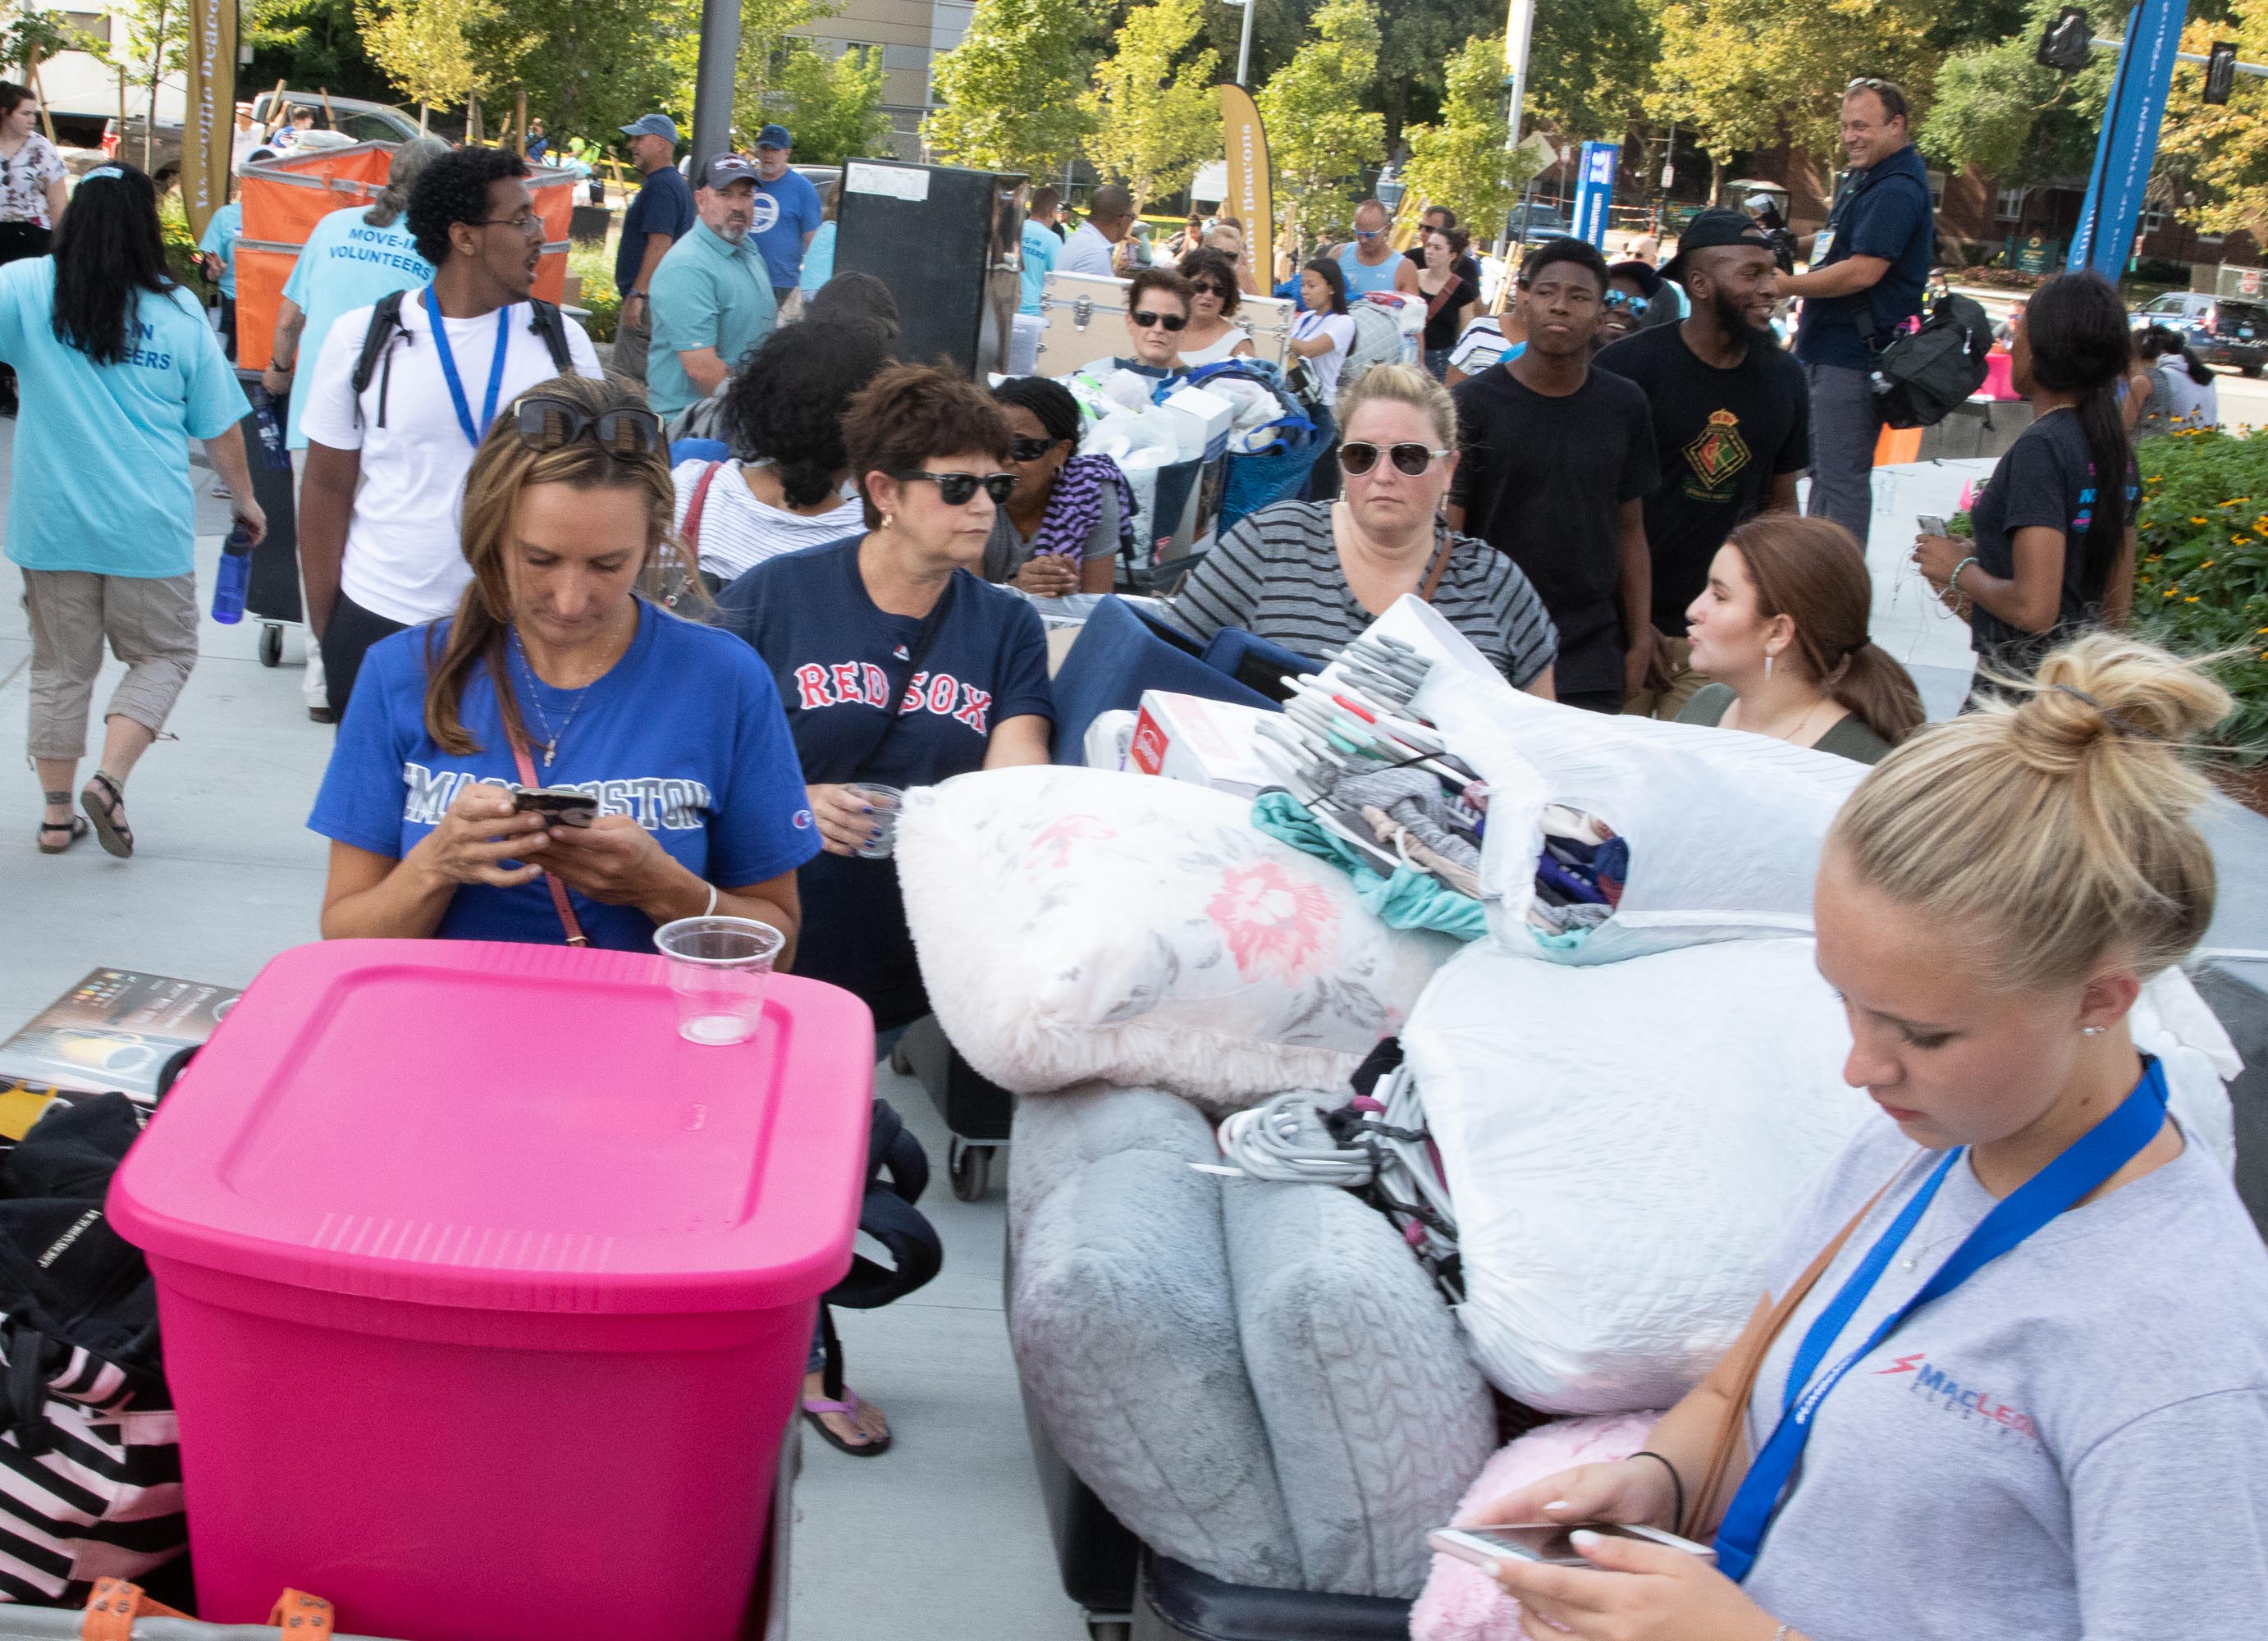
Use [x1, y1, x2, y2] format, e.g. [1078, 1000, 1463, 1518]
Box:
[80, 772, 134, 858]
[38, 816, 89, 854]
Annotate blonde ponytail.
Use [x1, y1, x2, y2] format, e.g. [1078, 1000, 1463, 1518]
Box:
[1829, 633, 2231, 991]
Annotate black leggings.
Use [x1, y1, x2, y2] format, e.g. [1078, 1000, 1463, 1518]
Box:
[322, 592, 409, 720]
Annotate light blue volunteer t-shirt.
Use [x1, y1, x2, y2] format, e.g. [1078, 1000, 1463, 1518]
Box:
[799, 219, 837, 295]
[281, 204, 433, 450]
[309, 599, 821, 952]
[198, 199, 242, 299]
[0, 259, 249, 578]
[749, 168, 824, 290]
[1019, 218, 1058, 317]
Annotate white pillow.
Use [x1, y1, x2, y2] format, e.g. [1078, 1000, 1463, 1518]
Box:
[897, 766, 1458, 1108]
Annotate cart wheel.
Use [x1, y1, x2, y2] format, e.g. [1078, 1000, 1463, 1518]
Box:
[949, 1137, 992, 1202]
[888, 1041, 912, 1076]
[258, 623, 283, 667]
[1086, 1622, 1131, 1641]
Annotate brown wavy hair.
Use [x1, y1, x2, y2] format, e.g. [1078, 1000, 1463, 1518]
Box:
[1725, 514, 1925, 748]
[422, 373, 688, 756]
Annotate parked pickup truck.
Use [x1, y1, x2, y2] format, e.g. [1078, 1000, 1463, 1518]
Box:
[62, 90, 422, 188]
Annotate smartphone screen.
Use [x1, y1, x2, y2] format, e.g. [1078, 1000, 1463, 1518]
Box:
[1918, 514, 1950, 538]
[1452, 1523, 1690, 1566]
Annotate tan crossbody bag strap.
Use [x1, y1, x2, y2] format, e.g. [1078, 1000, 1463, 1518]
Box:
[1682, 1177, 1895, 1540]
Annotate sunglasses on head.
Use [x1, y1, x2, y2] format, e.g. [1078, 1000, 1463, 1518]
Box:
[1338, 441, 1448, 478]
[1131, 309, 1187, 331]
[1603, 290, 1649, 314]
[512, 395, 662, 457]
[894, 469, 1017, 505]
[1010, 435, 1059, 462]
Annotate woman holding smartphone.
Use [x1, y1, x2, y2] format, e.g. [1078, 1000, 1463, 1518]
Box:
[309, 373, 813, 953]
[1474, 634, 2268, 1640]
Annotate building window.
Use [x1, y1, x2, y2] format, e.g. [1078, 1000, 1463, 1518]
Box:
[1996, 186, 2024, 222]
[61, 11, 109, 45]
[2139, 206, 2168, 235]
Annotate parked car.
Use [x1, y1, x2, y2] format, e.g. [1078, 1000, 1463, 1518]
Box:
[2132, 290, 2268, 377]
[90, 91, 422, 190]
[1502, 203, 1573, 247]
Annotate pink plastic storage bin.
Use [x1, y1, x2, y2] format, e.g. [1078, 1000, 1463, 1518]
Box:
[107, 939, 874, 1641]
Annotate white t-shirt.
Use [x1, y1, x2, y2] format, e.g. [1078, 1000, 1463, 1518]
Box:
[302, 294, 603, 626]
[1058, 222, 1118, 279]
[2156, 359, 2220, 430]
[670, 458, 864, 583]
[1293, 310, 1356, 405]
[1177, 326, 1251, 366]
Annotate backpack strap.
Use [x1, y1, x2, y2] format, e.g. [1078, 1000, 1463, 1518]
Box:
[528, 297, 574, 374]
[681, 460, 725, 554]
[348, 288, 411, 419]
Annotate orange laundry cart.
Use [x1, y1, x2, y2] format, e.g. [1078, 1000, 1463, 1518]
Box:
[234, 142, 575, 373]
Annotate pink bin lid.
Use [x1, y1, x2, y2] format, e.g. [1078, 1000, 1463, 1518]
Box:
[108, 940, 875, 1314]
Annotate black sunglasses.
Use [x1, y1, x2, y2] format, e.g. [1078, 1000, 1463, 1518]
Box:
[513, 396, 662, 457]
[1339, 441, 1448, 478]
[1131, 309, 1188, 331]
[1193, 281, 1232, 299]
[1010, 435, 1059, 462]
[894, 470, 1017, 505]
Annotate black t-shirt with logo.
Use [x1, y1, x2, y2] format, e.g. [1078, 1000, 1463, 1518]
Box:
[1449, 363, 1658, 700]
[1965, 407, 2138, 672]
[1596, 322, 1811, 634]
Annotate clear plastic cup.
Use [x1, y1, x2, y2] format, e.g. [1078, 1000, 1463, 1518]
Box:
[652, 916, 784, 1045]
[844, 783, 904, 860]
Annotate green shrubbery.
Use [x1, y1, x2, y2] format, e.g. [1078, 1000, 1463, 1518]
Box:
[2132, 427, 2268, 762]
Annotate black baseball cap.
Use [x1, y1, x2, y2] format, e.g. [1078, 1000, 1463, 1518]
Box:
[1661, 208, 1779, 285]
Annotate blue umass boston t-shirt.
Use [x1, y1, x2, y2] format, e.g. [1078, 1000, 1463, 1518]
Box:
[309, 599, 820, 951]
[714, 538, 1055, 1026]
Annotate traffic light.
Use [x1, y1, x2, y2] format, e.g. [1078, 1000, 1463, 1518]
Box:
[2206, 41, 2239, 105]
[2037, 7, 2094, 73]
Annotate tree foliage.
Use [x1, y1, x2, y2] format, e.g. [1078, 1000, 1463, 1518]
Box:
[768, 43, 893, 164]
[1921, 0, 2110, 185]
[1257, 0, 1385, 236]
[1401, 34, 1547, 231]
[1084, 0, 1221, 199]
[2157, 3, 2268, 235]
[926, 0, 1097, 180]
[358, 0, 520, 112]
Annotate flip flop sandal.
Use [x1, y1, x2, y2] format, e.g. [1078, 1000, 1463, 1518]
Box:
[801, 1391, 893, 1458]
[80, 772, 134, 859]
[38, 816, 89, 854]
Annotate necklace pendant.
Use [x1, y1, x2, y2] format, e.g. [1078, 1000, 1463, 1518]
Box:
[543, 743, 556, 769]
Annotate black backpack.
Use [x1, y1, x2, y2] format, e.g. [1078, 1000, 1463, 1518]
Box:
[349, 288, 576, 428]
[1868, 291, 1992, 429]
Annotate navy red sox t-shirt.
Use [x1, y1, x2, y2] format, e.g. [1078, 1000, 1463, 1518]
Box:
[714, 537, 1054, 1028]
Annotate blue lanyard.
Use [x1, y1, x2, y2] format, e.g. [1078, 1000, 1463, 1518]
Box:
[1713, 1058, 2170, 1583]
[423, 285, 512, 449]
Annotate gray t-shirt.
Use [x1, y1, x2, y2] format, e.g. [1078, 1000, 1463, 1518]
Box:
[982, 486, 1119, 584]
[1743, 1112, 2268, 1640]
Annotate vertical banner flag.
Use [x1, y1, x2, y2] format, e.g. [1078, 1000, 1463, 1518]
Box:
[1219, 85, 1274, 289]
[2067, 0, 2184, 277]
[1573, 140, 1617, 248]
[181, 0, 235, 239]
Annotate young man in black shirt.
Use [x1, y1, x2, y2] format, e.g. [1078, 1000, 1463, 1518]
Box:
[1598, 208, 1810, 717]
[1448, 236, 1658, 712]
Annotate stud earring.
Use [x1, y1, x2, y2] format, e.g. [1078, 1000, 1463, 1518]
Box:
[2082, 1025, 2105, 1036]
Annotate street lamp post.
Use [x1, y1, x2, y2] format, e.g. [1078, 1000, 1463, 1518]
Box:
[1235, 0, 1256, 87]
[689, 0, 740, 176]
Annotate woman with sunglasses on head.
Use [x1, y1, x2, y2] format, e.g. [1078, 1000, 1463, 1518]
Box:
[1172, 364, 1557, 694]
[1201, 218, 1261, 295]
[1417, 225, 1479, 380]
[1679, 515, 1923, 765]
[309, 373, 813, 953]
[1477, 633, 2268, 1641]
[1174, 248, 1255, 366]
[985, 375, 1129, 597]
[714, 363, 1054, 1047]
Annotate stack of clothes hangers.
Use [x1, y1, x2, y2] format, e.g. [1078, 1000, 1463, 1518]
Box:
[1247, 638, 1630, 949]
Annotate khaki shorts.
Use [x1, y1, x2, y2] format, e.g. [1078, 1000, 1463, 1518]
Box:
[610, 301, 652, 388]
[21, 568, 198, 760]
[1621, 633, 1710, 722]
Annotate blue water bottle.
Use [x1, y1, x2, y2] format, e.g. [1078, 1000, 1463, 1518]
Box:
[211, 524, 253, 624]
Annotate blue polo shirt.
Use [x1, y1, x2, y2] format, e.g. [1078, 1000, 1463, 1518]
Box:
[749, 167, 824, 290]
[1019, 217, 1059, 316]
[309, 599, 820, 952]
[1795, 142, 1934, 371]
[280, 204, 433, 449]
[198, 199, 242, 298]
[0, 260, 249, 578]
[647, 222, 777, 416]
[615, 162, 695, 295]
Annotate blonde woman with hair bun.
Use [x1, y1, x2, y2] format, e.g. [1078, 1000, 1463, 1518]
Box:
[1470, 633, 2268, 1641]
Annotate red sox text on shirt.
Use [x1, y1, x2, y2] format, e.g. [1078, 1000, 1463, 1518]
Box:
[790, 662, 993, 734]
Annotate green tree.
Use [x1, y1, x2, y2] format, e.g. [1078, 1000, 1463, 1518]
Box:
[1084, 0, 1221, 201]
[245, 0, 396, 105]
[926, 0, 1096, 180]
[359, 0, 526, 118]
[480, 0, 691, 144]
[1921, 0, 2110, 186]
[1400, 34, 1547, 233]
[2156, 3, 2268, 235]
[1257, 0, 1385, 238]
[771, 42, 893, 164]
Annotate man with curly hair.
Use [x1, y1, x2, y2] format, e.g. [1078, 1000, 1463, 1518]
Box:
[297, 145, 604, 719]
